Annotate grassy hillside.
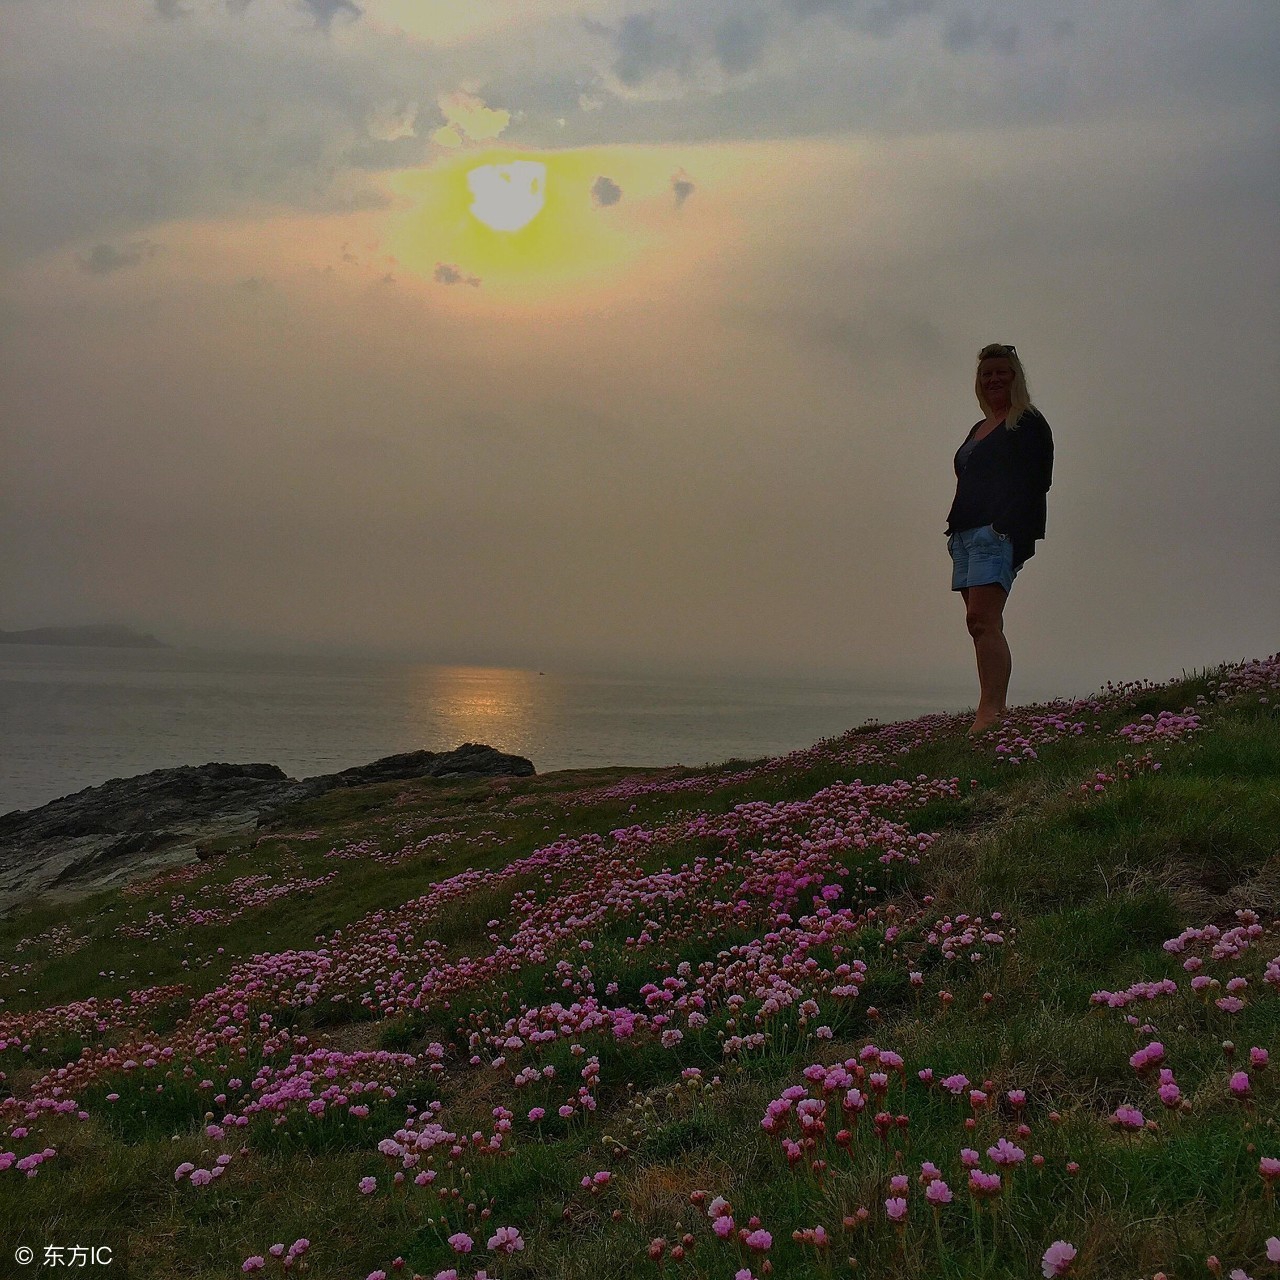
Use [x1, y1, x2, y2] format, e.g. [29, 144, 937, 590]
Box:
[3, 655, 1278, 1280]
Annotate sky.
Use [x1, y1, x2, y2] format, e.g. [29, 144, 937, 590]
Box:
[1, 0, 1277, 697]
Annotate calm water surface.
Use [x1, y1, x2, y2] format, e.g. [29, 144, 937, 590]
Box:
[0, 646, 977, 815]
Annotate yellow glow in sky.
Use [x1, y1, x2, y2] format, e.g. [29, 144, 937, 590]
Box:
[432, 90, 512, 149]
[386, 146, 690, 298]
[362, 0, 602, 46]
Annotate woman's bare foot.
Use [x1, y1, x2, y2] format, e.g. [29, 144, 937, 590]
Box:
[967, 710, 1006, 737]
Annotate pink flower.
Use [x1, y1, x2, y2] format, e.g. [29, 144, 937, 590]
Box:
[268, 1246, 285, 1259]
[941, 1073, 970, 1096]
[174, 1162, 195, 1181]
[1110, 1105, 1144, 1130]
[1267, 1237, 1280, 1263]
[189, 1169, 212, 1187]
[527, 1107, 545, 1122]
[1129, 1041, 1165, 1072]
[988, 1138, 1025, 1166]
[242, 1259, 265, 1273]
[744, 1229, 772, 1251]
[967, 1170, 1001, 1197]
[447, 1233, 473, 1254]
[889, 1174, 909, 1194]
[359, 1176, 377, 1195]
[1041, 1240, 1077, 1276]
[1259, 1156, 1280, 1182]
[925, 1179, 953, 1205]
[487, 1227, 524, 1254]
[960, 1148, 980, 1168]
[1251, 1047, 1269, 1069]
[884, 1197, 907, 1223]
[434, 1272, 459, 1280]
[712, 1216, 735, 1239]
[366, 1272, 387, 1280]
[1229, 1071, 1251, 1098]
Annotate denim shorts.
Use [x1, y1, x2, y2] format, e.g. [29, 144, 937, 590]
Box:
[949, 524, 1019, 594]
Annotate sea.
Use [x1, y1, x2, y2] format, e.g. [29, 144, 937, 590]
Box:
[0, 645, 983, 817]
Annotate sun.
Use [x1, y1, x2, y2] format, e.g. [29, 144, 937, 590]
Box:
[386, 148, 642, 295]
[466, 161, 546, 232]
[384, 145, 737, 299]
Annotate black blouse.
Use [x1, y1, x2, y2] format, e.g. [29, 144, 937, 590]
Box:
[945, 409, 1054, 569]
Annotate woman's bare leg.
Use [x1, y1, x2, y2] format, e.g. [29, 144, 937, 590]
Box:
[962, 584, 1010, 734]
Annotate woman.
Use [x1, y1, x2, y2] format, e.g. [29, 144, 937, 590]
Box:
[945, 343, 1054, 736]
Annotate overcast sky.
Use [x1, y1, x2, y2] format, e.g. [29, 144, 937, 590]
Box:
[1, 0, 1277, 695]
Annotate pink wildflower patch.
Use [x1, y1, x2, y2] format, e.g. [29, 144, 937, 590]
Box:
[925, 1179, 953, 1205]
[1110, 1105, 1144, 1130]
[1041, 1240, 1077, 1276]
[487, 1226, 524, 1254]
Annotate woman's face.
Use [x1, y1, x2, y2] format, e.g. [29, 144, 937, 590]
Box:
[978, 358, 1015, 406]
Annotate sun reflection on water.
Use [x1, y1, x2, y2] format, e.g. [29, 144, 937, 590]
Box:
[405, 665, 547, 757]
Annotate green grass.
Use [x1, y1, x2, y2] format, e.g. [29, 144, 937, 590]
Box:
[2, 659, 1278, 1277]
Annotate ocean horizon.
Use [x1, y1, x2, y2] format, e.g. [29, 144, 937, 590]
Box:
[0, 643, 1044, 816]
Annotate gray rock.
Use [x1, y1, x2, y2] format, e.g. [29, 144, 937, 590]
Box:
[0, 744, 534, 912]
[324, 743, 535, 789]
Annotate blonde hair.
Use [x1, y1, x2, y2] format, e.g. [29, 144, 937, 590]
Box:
[975, 342, 1035, 429]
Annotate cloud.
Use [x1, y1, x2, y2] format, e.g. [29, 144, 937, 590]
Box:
[433, 262, 481, 287]
[714, 12, 773, 74]
[595, 0, 936, 101]
[299, 0, 362, 31]
[613, 13, 692, 88]
[431, 89, 511, 148]
[210, 0, 363, 26]
[671, 170, 695, 207]
[591, 175, 622, 207]
[365, 100, 417, 142]
[154, 0, 188, 18]
[781, 0, 937, 37]
[77, 242, 159, 275]
[943, 11, 1019, 56]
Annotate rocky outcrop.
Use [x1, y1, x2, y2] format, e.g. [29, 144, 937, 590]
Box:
[0, 624, 167, 647]
[323, 743, 535, 788]
[0, 744, 534, 911]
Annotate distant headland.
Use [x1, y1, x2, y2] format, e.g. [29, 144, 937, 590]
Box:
[0, 624, 168, 649]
